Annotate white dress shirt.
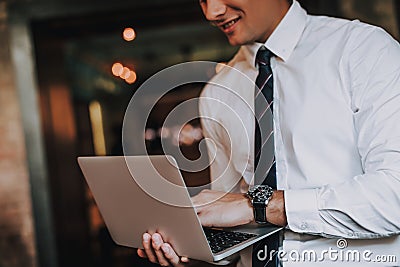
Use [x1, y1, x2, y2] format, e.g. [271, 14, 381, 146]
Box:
[199, 1, 400, 266]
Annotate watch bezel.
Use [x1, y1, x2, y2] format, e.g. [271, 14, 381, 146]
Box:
[247, 185, 274, 201]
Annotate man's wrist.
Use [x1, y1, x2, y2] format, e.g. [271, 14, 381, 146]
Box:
[266, 190, 287, 226]
[243, 189, 287, 226]
[246, 185, 274, 224]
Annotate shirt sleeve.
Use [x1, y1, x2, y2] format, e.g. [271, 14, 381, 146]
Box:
[199, 86, 250, 193]
[285, 27, 400, 239]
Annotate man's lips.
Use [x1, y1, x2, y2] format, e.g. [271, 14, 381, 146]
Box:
[212, 17, 241, 31]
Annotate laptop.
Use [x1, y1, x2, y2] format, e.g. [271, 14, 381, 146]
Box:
[77, 155, 282, 263]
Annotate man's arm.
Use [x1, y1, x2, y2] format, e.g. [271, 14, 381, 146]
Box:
[285, 27, 400, 239]
[136, 189, 283, 266]
[199, 82, 255, 193]
[194, 27, 400, 239]
[192, 189, 287, 227]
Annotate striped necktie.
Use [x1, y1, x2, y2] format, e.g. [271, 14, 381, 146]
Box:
[254, 46, 276, 188]
[252, 46, 280, 267]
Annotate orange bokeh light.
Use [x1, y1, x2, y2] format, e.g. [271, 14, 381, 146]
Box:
[111, 62, 123, 76]
[123, 28, 136, 41]
[125, 71, 137, 84]
[120, 67, 131, 79]
[112, 62, 137, 84]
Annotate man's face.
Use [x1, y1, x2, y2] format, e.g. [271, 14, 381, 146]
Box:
[199, 0, 290, 46]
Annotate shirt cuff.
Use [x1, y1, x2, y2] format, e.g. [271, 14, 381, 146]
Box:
[284, 188, 322, 234]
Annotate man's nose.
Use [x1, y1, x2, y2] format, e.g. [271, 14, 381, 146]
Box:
[204, 0, 227, 21]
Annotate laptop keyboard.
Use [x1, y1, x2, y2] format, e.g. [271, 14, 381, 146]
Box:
[203, 228, 257, 254]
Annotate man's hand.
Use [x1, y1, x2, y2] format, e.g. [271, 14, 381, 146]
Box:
[137, 190, 287, 266]
[137, 233, 190, 266]
[192, 189, 287, 227]
[192, 189, 254, 227]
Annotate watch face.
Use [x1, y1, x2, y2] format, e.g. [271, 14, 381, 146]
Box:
[248, 185, 273, 200]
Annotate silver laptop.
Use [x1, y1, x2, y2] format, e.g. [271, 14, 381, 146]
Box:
[77, 155, 282, 263]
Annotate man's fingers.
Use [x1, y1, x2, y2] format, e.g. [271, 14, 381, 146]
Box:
[152, 233, 172, 266]
[180, 256, 190, 263]
[141, 232, 188, 266]
[142, 233, 158, 263]
[137, 248, 147, 258]
[161, 243, 185, 266]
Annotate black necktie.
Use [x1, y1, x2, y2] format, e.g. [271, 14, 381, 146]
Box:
[254, 46, 276, 188]
[252, 46, 280, 267]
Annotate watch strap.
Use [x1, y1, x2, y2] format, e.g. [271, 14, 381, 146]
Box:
[247, 185, 273, 224]
[253, 199, 268, 224]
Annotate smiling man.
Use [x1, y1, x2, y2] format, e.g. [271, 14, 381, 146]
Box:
[138, 0, 400, 266]
[202, 0, 289, 46]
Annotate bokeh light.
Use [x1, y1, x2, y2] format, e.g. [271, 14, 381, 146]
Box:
[123, 27, 136, 41]
[111, 62, 123, 76]
[125, 71, 137, 84]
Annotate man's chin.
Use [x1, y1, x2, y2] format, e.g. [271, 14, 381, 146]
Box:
[226, 35, 253, 46]
[227, 37, 244, 46]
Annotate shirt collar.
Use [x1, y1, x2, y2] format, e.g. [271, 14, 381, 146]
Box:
[244, 0, 307, 66]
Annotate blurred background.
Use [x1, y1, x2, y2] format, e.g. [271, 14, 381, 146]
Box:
[0, 0, 399, 266]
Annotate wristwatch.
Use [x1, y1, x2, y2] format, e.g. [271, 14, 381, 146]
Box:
[246, 185, 274, 224]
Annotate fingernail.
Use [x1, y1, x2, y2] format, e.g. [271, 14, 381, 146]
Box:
[143, 233, 150, 242]
[153, 235, 161, 245]
[161, 244, 170, 254]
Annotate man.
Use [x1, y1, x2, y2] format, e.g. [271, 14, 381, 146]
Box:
[138, 0, 400, 266]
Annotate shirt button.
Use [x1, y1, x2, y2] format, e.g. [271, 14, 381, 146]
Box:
[300, 223, 308, 230]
